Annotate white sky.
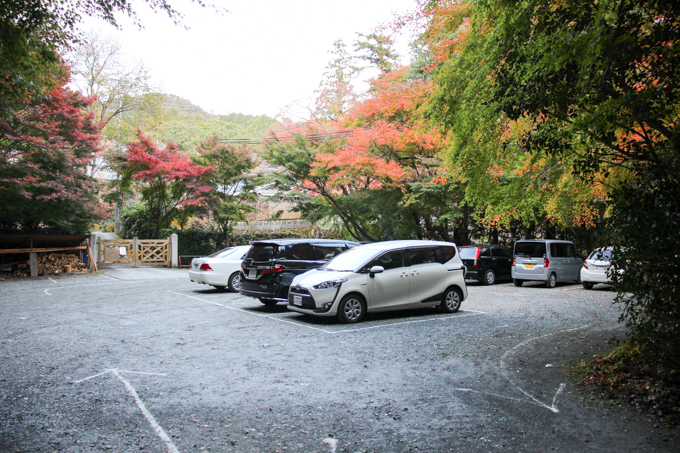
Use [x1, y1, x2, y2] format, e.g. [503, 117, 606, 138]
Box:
[83, 0, 419, 118]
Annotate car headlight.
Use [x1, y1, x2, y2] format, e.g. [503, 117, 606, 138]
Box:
[313, 278, 347, 290]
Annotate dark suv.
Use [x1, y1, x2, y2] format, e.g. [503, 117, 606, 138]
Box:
[459, 245, 513, 285]
[240, 239, 359, 305]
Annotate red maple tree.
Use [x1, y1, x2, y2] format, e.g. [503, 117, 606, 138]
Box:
[117, 131, 214, 238]
[0, 83, 106, 233]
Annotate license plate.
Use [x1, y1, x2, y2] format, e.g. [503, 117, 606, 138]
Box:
[525, 264, 535, 269]
[248, 269, 257, 278]
[293, 295, 302, 306]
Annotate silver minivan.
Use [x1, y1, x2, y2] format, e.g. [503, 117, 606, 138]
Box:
[287, 240, 468, 323]
[512, 240, 583, 288]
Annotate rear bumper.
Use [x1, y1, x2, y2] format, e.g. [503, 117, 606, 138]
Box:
[580, 268, 611, 283]
[511, 267, 549, 282]
[239, 278, 289, 301]
[189, 270, 225, 286]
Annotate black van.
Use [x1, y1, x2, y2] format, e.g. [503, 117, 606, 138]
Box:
[459, 244, 513, 285]
[240, 239, 360, 305]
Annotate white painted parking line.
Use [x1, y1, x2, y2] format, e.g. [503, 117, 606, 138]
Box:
[168, 290, 486, 334]
[499, 324, 591, 413]
[74, 369, 179, 453]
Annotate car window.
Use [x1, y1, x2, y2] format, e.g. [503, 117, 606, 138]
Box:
[313, 244, 346, 260]
[247, 244, 278, 261]
[438, 246, 458, 263]
[480, 247, 491, 258]
[493, 247, 512, 259]
[208, 247, 234, 258]
[550, 243, 573, 258]
[589, 249, 613, 261]
[409, 248, 437, 266]
[279, 243, 321, 260]
[458, 247, 477, 260]
[515, 242, 546, 258]
[550, 243, 560, 257]
[367, 251, 404, 271]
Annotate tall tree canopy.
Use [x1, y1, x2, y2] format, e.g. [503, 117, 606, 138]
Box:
[427, 0, 680, 364]
[0, 81, 105, 233]
[1, 0, 218, 121]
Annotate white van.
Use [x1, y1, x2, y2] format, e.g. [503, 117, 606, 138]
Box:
[512, 240, 583, 288]
[287, 240, 468, 323]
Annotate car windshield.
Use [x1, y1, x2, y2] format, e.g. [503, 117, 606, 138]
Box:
[459, 247, 478, 259]
[322, 248, 380, 272]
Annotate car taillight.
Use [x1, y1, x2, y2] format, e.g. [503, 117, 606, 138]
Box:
[583, 262, 589, 269]
[260, 264, 284, 275]
[544, 258, 549, 268]
[474, 248, 481, 267]
[200, 263, 213, 271]
[512, 257, 516, 267]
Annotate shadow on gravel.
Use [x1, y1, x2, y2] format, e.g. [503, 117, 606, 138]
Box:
[284, 306, 467, 327]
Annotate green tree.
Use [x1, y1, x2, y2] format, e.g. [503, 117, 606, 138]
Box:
[2, 0, 219, 122]
[428, 0, 680, 364]
[353, 32, 400, 73]
[195, 135, 258, 246]
[314, 40, 362, 122]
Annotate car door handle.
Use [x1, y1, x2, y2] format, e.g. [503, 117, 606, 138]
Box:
[411, 270, 419, 276]
[400, 272, 409, 278]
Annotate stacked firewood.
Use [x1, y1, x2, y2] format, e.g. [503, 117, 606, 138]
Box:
[13, 253, 87, 277]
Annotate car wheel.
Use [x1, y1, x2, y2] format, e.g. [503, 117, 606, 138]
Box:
[259, 298, 278, 306]
[546, 273, 557, 288]
[228, 272, 240, 292]
[513, 279, 523, 287]
[336, 294, 365, 323]
[582, 281, 594, 290]
[483, 269, 496, 285]
[440, 287, 462, 313]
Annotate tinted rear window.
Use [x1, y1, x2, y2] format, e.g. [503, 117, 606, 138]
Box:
[514, 242, 547, 258]
[247, 244, 278, 261]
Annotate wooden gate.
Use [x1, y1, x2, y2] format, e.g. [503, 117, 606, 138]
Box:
[98, 237, 171, 267]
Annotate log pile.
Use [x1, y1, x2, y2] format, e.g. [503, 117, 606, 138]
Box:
[13, 253, 87, 277]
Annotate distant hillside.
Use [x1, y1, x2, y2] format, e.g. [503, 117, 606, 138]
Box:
[159, 94, 212, 119]
[154, 94, 279, 153]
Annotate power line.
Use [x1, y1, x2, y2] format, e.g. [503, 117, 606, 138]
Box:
[218, 130, 354, 145]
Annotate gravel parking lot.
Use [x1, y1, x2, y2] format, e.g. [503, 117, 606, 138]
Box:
[1, 268, 678, 452]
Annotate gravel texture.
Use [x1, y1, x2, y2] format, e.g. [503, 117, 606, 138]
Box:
[1, 268, 678, 452]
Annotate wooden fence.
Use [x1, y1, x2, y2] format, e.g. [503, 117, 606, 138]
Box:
[98, 237, 171, 267]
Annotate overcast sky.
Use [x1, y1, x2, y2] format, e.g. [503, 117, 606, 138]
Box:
[83, 1, 419, 118]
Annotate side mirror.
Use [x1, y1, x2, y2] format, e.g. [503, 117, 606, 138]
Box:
[369, 265, 385, 278]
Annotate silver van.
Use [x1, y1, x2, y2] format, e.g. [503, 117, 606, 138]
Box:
[511, 240, 583, 288]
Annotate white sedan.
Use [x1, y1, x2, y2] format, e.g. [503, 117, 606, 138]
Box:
[189, 245, 250, 291]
